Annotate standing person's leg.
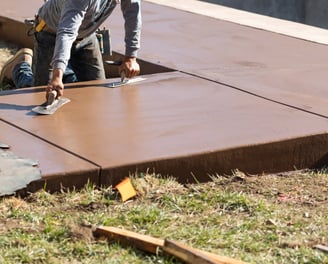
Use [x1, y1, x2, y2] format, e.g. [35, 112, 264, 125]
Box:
[69, 34, 106, 81]
[0, 48, 34, 88]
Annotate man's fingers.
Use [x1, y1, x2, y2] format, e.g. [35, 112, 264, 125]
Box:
[118, 58, 140, 78]
[46, 85, 63, 100]
[124, 67, 140, 78]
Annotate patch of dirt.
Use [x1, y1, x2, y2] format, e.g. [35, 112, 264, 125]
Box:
[0, 41, 18, 69]
[75, 201, 109, 212]
[0, 41, 19, 90]
[67, 221, 94, 242]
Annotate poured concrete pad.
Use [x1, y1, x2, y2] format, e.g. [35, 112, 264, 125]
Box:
[107, 1, 328, 117]
[1, 72, 327, 186]
[147, 0, 328, 45]
[0, 1, 327, 190]
[2, 1, 328, 116]
[0, 0, 41, 20]
[0, 121, 99, 193]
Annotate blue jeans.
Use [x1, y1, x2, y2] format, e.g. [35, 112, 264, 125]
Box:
[12, 62, 33, 88]
[12, 62, 77, 88]
[13, 30, 105, 88]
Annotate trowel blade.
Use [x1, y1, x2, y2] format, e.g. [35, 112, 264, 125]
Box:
[32, 97, 70, 115]
[106, 79, 129, 88]
[105, 77, 146, 88]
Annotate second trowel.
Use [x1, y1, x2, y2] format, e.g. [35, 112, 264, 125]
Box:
[32, 90, 70, 115]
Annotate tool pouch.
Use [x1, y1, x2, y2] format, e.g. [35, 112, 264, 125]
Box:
[26, 15, 45, 36]
[96, 28, 111, 56]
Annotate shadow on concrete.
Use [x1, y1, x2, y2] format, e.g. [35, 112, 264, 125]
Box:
[0, 102, 37, 111]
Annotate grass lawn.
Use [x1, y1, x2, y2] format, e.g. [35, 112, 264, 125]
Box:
[0, 170, 327, 263]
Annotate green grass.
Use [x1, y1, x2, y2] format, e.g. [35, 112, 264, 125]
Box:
[0, 170, 327, 263]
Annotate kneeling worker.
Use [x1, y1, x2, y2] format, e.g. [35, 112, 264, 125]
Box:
[0, 0, 141, 99]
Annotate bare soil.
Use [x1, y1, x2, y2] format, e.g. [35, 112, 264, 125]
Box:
[0, 41, 18, 89]
[0, 41, 17, 69]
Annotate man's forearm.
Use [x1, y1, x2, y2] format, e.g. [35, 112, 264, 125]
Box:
[51, 68, 63, 83]
[121, 0, 142, 58]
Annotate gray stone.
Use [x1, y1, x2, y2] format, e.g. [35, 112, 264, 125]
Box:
[0, 149, 41, 196]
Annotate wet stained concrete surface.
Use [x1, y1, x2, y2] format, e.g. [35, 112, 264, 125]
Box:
[107, 2, 328, 117]
[1, 72, 328, 188]
[0, 1, 328, 192]
[0, 121, 100, 194]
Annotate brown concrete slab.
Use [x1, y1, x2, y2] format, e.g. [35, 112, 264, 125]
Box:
[0, 0, 41, 20]
[0, 121, 99, 193]
[2, 1, 327, 117]
[106, 2, 328, 117]
[1, 72, 327, 185]
[0, 1, 327, 187]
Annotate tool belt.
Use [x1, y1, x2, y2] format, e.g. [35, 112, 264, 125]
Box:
[31, 16, 84, 44]
[35, 18, 56, 34]
[26, 16, 112, 55]
[26, 16, 56, 36]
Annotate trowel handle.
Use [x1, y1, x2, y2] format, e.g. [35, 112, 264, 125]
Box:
[47, 90, 57, 106]
[51, 90, 57, 97]
[120, 70, 126, 82]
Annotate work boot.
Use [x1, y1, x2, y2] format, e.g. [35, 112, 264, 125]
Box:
[0, 48, 33, 85]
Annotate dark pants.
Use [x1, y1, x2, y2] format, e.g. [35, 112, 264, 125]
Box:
[13, 31, 105, 88]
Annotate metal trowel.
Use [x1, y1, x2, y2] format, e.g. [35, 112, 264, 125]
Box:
[104, 63, 145, 88]
[32, 90, 70, 115]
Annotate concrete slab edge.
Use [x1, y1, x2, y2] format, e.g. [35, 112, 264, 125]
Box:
[145, 0, 328, 45]
[101, 133, 328, 186]
[22, 170, 100, 195]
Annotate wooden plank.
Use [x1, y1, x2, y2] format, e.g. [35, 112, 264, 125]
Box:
[94, 226, 248, 264]
[163, 239, 219, 264]
[314, 244, 328, 254]
[164, 239, 247, 264]
[93, 226, 164, 254]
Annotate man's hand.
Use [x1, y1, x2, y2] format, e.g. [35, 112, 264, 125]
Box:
[118, 57, 140, 78]
[46, 68, 64, 100]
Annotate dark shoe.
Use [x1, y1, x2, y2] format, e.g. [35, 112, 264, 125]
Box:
[0, 48, 33, 85]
